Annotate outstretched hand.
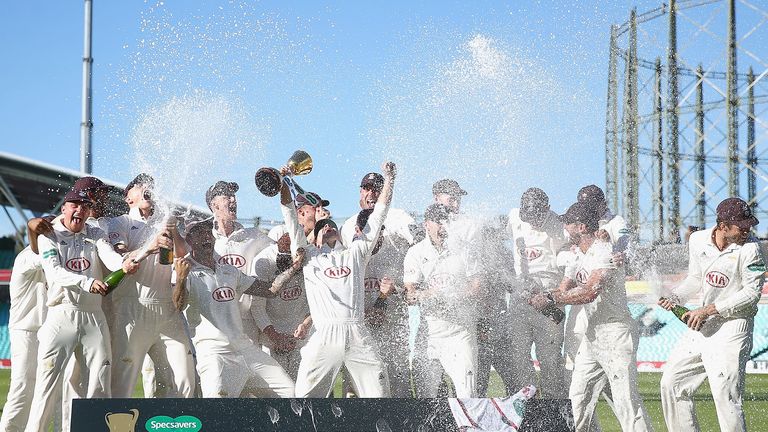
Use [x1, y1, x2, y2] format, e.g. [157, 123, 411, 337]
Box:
[382, 161, 397, 180]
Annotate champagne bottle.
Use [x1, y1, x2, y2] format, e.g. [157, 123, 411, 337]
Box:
[373, 293, 388, 312]
[659, 297, 690, 325]
[104, 268, 126, 294]
[158, 232, 174, 265]
[541, 303, 565, 324]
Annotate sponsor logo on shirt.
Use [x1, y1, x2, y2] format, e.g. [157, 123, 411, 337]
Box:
[131, 226, 139, 230]
[324, 266, 351, 279]
[212, 286, 235, 302]
[575, 269, 589, 285]
[280, 284, 303, 301]
[66, 257, 91, 272]
[705, 271, 730, 288]
[428, 273, 456, 290]
[522, 248, 542, 260]
[109, 232, 120, 240]
[218, 254, 246, 268]
[364, 278, 381, 292]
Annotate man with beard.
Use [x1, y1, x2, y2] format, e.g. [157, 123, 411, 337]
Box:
[340, 171, 417, 397]
[529, 201, 651, 432]
[404, 203, 483, 398]
[173, 221, 295, 398]
[107, 173, 196, 399]
[283, 163, 396, 397]
[504, 188, 568, 398]
[659, 198, 763, 432]
[26, 189, 138, 432]
[206, 181, 274, 347]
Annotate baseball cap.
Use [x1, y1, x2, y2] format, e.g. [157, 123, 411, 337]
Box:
[124, 173, 155, 196]
[519, 187, 549, 223]
[432, 179, 467, 197]
[313, 218, 338, 239]
[360, 173, 384, 191]
[577, 185, 606, 206]
[205, 181, 239, 208]
[63, 188, 94, 205]
[295, 193, 320, 208]
[308, 192, 330, 207]
[424, 203, 452, 223]
[72, 176, 109, 192]
[716, 197, 759, 229]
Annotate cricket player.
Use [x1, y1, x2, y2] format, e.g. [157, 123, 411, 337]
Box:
[340, 172, 417, 397]
[505, 188, 568, 398]
[404, 203, 484, 398]
[251, 233, 311, 380]
[529, 201, 652, 432]
[172, 221, 295, 398]
[659, 197, 764, 432]
[108, 173, 195, 398]
[0, 245, 46, 432]
[282, 162, 397, 398]
[207, 180, 274, 347]
[26, 189, 138, 432]
[268, 193, 319, 243]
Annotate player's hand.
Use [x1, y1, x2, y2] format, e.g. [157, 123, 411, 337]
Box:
[122, 258, 140, 274]
[90, 279, 108, 296]
[682, 304, 717, 331]
[28, 217, 54, 235]
[528, 293, 550, 311]
[405, 289, 420, 305]
[294, 322, 310, 340]
[175, 257, 191, 280]
[612, 252, 625, 267]
[657, 297, 675, 311]
[148, 231, 173, 253]
[596, 229, 611, 242]
[291, 248, 306, 271]
[379, 277, 396, 297]
[382, 161, 397, 180]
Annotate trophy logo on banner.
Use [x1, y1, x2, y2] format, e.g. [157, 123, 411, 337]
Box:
[105, 409, 139, 432]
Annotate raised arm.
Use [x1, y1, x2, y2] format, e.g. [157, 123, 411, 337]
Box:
[354, 162, 396, 256]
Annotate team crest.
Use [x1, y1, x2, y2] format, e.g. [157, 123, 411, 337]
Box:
[575, 269, 589, 285]
[705, 271, 729, 288]
[212, 286, 235, 302]
[66, 257, 91, 272]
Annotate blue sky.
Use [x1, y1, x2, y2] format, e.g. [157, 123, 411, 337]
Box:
[2, 1, 763, 237]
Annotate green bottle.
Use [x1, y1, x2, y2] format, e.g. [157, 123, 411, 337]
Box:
[104, 269, 126, 294]
[660, 297, 690, 324]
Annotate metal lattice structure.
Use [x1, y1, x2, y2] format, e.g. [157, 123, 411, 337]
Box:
[606, 0, 768, 242]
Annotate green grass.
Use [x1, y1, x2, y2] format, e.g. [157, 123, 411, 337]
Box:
[2, 369, 768, 431]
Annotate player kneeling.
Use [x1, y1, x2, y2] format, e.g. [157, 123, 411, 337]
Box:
[173, 221, 295, 398]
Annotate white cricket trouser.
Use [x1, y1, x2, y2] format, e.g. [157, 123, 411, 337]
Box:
[0, 329, 38, 432]
[369, 319, 411, 397]
[569, 322, 651, 432]
[263, 338, 305, 382]
[196, 344, 295, 398]
[26, 306, 112, 432]
[423, 318, 478, 398]
[661, 317, 753, 432]
[476, 314, 531, 397]
[295, 320, 390, 397]
[109, 298, 195, 398]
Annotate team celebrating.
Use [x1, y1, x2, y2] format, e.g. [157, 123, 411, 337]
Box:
[1, 159, 763, 432]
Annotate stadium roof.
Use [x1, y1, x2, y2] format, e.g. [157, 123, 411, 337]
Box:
[0, 151, 211, 248]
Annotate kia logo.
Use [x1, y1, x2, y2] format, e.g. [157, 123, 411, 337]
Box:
[575, 269, 589, 285]
[66, 257, 91, 272]
[212, 286, 235, 302]
[705, 271, 730, 288]
[280, 285, 302, 301]
[428, 273, 456, 290]
[324, 266, 351, 279]
[218, 254, 246, 268]
[524, 248, 542, 260]
[364, 278, 380, 292]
